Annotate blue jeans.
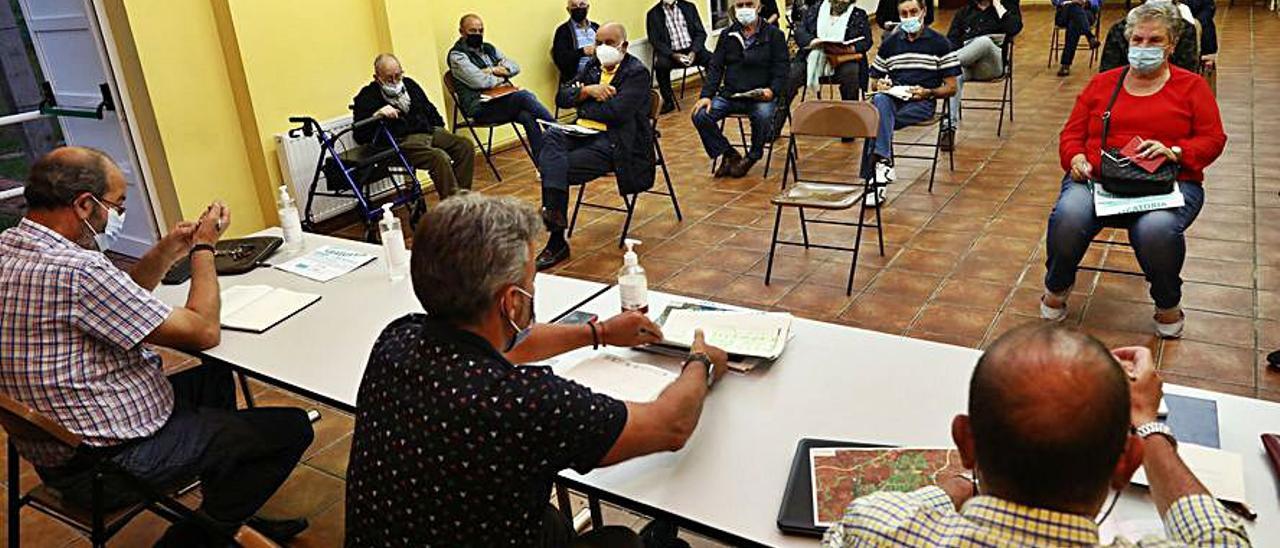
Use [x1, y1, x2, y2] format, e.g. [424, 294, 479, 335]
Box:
[860, 93, 936, 180]
[1057, 4, 1097, 67]
[473, 89, 554, 160]
[691, 96, 777, 160]
[1044, 175, 1205, 309]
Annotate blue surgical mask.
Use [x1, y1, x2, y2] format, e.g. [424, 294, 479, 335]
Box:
[899, 15, 923, 34]
[84, 196, 126, 252]
[503, 286, 536, 352]
[735, 7, 758, 26]
[1128, 46, 1166, 73]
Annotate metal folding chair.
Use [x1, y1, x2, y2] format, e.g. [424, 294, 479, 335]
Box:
[890, 99, 954, 193]
[289, 114, 426, 242]
[443, 70, 535, 181]
[710, 109, 779, 178]
[568, 90, 684, 248]
[651, 51, 704, 112]
[0, 393, 276, 548]
[1049, 4, 1102, 68]
[766, 101, 885, 295]
[959, 37, 1016, 136]
[1079, 218, 1145, 278]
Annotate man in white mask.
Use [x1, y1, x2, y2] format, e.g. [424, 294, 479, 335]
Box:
[534, 23, 658, 271]
[0, 146, 317, 545]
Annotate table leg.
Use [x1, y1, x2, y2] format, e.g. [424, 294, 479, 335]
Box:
[237, 371, 256, 408]
[588, 494, 604, 529]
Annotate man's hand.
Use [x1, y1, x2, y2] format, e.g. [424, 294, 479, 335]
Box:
[909, 86, 931, 101]
[1069, 153, 1093, 182]
[583, 44, 596, 57]
[583, 84, 617, 102]
[757, 88, 774, 102]
[599, 311, 664, 347]
[874, 78, 893, 92]
[1114, 346, 1162, 426]
[492, 66, 512, 78]
[192, 201, 230, 247]
[937, 474, 976, 510]
[673, 53, 692, 66]
[690, 329, 730, 384]
[157, 221, 199, 263]
[693, 97, 713, 115]
[375, 105, 400, 119]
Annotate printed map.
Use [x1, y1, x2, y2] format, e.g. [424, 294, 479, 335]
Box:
[810, 447, 967, 526]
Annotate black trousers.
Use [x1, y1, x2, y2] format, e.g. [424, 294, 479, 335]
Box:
[542, 505, 643, 548]
[38, 363, 315, 525]
[539, 129, 615, 216]
[653, 47, 712, 105]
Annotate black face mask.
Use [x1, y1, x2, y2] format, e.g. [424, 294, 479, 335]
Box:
[465, 34, 484, 48]
[570, 7, 589, 22]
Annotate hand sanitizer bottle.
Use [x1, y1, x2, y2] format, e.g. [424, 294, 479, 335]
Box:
[277, 185, 304, 252]
[618, 239, 648, 313]
[378, 204, 408, 281]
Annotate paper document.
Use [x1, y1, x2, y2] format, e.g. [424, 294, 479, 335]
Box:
[1099, 519, 1167, 544]
[661, 309, 792, 359]
[559, 354, 677, 403]
[275, 245, 375, 282]
[1093, 182, 1185, 217]
[730, 88, 770, 100]
[220, 285, 321, 333]
[873, 86, 916, 101]
[537, 119, 600, 136]
[1131, 443, 1247, 504]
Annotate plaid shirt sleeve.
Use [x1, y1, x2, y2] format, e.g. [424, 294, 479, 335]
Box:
[822, 487, 957, 547]
[1157, 495, 1251, 547]
[71, 257, 172, 351]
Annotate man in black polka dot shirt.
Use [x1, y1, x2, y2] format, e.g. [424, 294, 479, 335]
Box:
[345, 193, 729, 547]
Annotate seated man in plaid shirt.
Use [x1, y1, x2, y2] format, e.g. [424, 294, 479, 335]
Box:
[823, 324, 1250, 547]
[0, 147, 314, 546]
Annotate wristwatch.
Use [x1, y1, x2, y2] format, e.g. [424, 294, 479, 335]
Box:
[1170, 145, 1183, 161]
[684, 352, 716, 388]
[1135, 421, 1177, 449]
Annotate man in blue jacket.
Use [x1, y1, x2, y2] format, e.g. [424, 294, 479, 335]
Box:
[535, 23, 656, 271]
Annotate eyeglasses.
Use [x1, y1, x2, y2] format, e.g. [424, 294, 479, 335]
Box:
[92, 195, 127, 216]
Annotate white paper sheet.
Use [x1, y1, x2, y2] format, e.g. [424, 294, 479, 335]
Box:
[274, 245, 375, 283]
[1093, 182, 1186, 217]
[559, 354, 677, 403]
[661, 310, 792, 359]
[1131, 443, 1248, 504]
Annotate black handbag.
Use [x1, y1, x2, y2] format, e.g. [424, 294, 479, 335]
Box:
[1097, 67, 1179, 197]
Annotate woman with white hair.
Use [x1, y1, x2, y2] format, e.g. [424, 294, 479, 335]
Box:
[1041, 0, 1226, 338]
[1099, 0, 1200, 72]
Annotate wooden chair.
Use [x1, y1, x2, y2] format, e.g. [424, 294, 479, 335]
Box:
[568, 90, 684, 248]
[891, 99, 955, 193]
[442, 70, 535, 182]
[0, 393, 259, 547]
[959, 37, 1016, 137]
[766, 101, 885, 295]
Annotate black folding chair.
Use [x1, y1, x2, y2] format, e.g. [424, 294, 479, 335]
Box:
[568, 90, 684, 248]
[710, 109, 779, 178]
[650, 51, 704, 112]
[1049, 4, 1102, 68]
[289, 114, 426, 243]
[443, 70, 536, 181]
[766, 101, 885, 295]
[959, 37, 1016, 137]
[890, 99, 954, 193]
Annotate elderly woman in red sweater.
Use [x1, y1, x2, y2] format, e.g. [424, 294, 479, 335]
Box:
[1041, 0, 1225, 338]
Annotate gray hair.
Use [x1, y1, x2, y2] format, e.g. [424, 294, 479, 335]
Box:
[1124, 1, 1183, 42]
[373, 53, 400, 72]
[410, 192, 540, 325]
[23, 146, 112, 209]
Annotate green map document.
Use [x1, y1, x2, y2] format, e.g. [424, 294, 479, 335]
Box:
[810, 447, 967, 526]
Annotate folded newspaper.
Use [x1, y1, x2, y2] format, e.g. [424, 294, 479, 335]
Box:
[536, 119, 600, 136]
[1092, 181, 1185, 217]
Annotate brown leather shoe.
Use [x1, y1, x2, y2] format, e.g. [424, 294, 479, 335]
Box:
[729, 156, 757, 178]
[713, 148, 742, 178]
[536, 242, 570, 271]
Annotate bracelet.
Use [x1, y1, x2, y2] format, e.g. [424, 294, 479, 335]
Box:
[587, 321, 600, 350]
[190, 244, 216, 257]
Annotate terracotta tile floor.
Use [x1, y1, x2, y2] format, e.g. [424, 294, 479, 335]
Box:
[13, 4, 1280, 546]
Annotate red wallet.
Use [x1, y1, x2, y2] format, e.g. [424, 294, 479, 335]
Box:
[1119, 136, 1169, 174]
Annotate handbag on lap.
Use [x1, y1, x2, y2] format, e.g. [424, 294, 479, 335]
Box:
[1097, 68, 1179, 197]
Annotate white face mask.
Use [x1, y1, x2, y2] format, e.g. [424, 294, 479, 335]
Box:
[381, 81, 404, 96]
[84, 195, 126, 252]
[596, 44, 625, 68]
[735, 6, 758, 25]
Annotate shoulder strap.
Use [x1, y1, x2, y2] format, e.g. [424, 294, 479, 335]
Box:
[1100, 67, 1129, 150]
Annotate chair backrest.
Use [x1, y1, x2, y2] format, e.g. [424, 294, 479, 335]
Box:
[648, 89, 662, 122]
[441, 70, 465, 128]
[790, 101, 878, 140]
[0, 392, 81, 449]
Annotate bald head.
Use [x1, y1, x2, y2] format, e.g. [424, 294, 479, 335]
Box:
[24, 146, 121, 210]
[373, 53, 403, 85]
[968, 324, 1131, 510]
[597, 22, 627, 44]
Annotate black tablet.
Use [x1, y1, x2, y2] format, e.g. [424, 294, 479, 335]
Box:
[775, 438, 886, 538]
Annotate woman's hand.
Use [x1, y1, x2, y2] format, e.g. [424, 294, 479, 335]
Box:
[1136, 139, 1177, 162]
[1069, 153, 1093, 182]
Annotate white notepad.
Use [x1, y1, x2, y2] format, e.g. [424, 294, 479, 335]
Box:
[559, 354, 677, 403]
[661, 310, 792, 359]
[1131, 443, 1248, 504]
[220, 285, 321, 333]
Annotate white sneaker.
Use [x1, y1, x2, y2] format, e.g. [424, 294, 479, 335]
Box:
[864, 185, 886, 207]
[1154, 307, 1185, 339]
[1040, 291, 1069, 322]
[875, 160, 897, 185]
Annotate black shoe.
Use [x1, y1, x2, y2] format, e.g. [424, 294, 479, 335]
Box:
[1057, 65, 1071, 77]
[713, 148, 742, 178]
[1088, 36, 1101, 50]
[729, 156, 757, 178]
[1268, 349, 1280, 369]
[246, 517, 309, 543]
[536, 242, 571, 271]
[639, 520, 691, 548]
[659, 102, 677, 115]
[841, 137, 856, 143]
[939, 129, 955, 152]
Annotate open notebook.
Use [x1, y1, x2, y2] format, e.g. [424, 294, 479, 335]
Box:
[656, 305, 792, 360]
[220, 285, 321, 333]
[559, 354, 677, 403]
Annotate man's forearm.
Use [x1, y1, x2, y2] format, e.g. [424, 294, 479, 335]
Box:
[654, 365, 710, 439]
[1143, 434, 1210, 516]
[129, 246, 179, 291]
[185, 251, 221, 324]
[504, 322, 593, 364]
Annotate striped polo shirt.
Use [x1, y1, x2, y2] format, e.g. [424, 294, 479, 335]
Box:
[869, 27, 961, 90]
